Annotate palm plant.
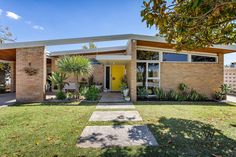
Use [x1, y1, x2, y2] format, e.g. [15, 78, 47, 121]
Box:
[56, 56, 93, 91]
[49, 72, 68, 92]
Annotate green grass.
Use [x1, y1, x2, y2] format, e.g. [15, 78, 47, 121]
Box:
[0, 102, 235, 157]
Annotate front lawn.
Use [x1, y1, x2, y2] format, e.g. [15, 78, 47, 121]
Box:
[0, 102, 235, 157]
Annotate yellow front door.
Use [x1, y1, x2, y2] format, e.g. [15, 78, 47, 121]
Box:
[111, 65, 125, 91]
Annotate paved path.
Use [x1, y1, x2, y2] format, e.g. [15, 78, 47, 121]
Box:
[96, 102, 135, 109]
[77, 125, 157, 148]
[99, 92, 125, 103]
[77, 100, 158, 148]
[0, 93, 16, 106]
[89, 111, 142, 121]
[227, 95, 236, 103]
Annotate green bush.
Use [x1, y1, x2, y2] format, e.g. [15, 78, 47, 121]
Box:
[155, 88, 166, 100]
[56, 91, 66, 100]
[66, 92, 74, 100]
[85, 86, 100, 101]
[0, 85, 5, 94]
[78, 86, 89, 97]
[166, 90, 179, 101]
[214, 84, 232, 100]
[154, 84, 208, 101]
[137, 87, 148, 98]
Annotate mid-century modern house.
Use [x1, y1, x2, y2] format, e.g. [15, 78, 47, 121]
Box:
[0, 34, 236, 102]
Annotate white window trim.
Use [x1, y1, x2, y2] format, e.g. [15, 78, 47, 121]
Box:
[190, 54, 218, 63]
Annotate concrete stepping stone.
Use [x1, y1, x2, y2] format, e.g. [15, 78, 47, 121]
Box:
[77, 125, 158, 148]
[89, 111, 142, 121]
[96, 103, 135, 109]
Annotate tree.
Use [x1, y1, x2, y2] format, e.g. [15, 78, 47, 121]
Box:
[56, 56, 93, 91]
[0, 25, 15, 43]
[49, 72, 68, 92]
[141, 0, 236, 51]
[82, 42, 97, 49]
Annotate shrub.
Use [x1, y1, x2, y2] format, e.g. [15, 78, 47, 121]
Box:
[178, 83, 188, 92]
[0, 84, 5, 94]
[78, 86, 89, 97]
[85, 86, 100, 101]
[214, 84, 232, 100]
[137, 87, 148, 98]
[66, 92, 74, 100]
[56, 91, 66, 100]
[155, 88, 166, 100]
[166, 90, 179, 101]
[188, 89, 208, 101]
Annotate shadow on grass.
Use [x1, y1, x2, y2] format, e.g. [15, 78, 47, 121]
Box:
[101, 117, 236, 157]
[135, 101, 236, 107]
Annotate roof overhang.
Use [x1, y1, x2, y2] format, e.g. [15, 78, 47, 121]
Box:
[0, 34, 235, 54]
[49, 46, 127, 56]
[96, 55, 131, 65]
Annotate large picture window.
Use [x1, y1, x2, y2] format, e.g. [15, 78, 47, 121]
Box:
[163, 52, 188, 62]
[137, 50, 159, 60]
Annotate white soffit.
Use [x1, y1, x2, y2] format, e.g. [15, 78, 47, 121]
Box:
[49, 46, 127, 56]
[96, 55, 131, 64]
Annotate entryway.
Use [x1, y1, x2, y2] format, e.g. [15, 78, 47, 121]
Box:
[104, 65, 125, 91]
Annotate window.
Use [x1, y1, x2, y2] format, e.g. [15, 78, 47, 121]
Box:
[137, 50, 159, 60]
[163, 52, 188, 62]
[191, 55, 216, 62]
[148, 63, 159, 78]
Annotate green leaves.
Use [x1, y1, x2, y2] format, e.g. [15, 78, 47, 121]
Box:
[141, 0, 236, 51]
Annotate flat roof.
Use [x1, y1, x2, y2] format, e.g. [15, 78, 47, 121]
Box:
[49, 46, 127, 56]
[0, 34, 235, 53]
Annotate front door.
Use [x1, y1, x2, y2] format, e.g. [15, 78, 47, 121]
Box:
[111, 65, 125, 91]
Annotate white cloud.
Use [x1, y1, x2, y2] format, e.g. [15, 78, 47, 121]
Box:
[6, 11, 21, 20]
[32, 25, 44, 31]
[0, 9, 3, 15]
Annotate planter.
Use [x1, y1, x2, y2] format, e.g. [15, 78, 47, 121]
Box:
[125, 96, 131, 102]
[123, 89, 129, 97]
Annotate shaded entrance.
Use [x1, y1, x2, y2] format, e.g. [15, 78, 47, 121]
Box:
[99, 92, 125, 103]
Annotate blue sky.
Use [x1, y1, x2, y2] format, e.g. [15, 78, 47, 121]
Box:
[0, 0, 235, 65]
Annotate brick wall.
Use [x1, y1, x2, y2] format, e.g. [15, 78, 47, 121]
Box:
[51, 55, 104, 85]
[126, 40, 137, 102]
[160, 53, 224, 98]
[16, 46, 46, 102]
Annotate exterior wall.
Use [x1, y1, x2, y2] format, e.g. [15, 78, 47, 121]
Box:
[10, 61, 16, 92]
[50, 55, 104, 85]
[224, 67, 236, 92]
[160, 53, 224, 98]
[16, 46, 46, 102]
[126, 40, 137, 101]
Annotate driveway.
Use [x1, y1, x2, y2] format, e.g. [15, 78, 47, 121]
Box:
[0, 93, 16, 106]
[227, 95, 236, 103]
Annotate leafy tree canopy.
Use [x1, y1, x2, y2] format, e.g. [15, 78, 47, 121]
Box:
[82, 42, 97, 49]
[0, 25, 15, 43]
[141, 0, 236, 51]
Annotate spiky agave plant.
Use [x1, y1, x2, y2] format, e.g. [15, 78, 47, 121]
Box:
[56, 55, 94, 91]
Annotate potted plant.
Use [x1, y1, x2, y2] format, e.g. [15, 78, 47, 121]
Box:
[120, 76, 129, 97]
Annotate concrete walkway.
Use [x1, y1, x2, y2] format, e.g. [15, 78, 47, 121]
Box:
[227, 95, 236, 103]
[99, 92, 125, 103]
[0, 93, 16, 106]
[96, 102, 135, 109]
[77, 125, 158, 148]
[89, 111, 142, 121]
[77, 97, 158, 148]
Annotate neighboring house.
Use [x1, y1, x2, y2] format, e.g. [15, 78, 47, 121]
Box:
[224, 62, 236, 92]
[0, 34, 236, 102]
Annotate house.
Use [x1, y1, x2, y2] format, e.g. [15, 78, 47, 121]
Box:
[0, 34, 236, 102]
[224, 62, 236, 92]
